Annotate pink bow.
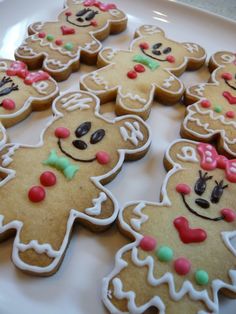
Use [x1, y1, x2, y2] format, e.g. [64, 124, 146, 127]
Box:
[197, 143, 236, 183]
[83, 0, 117, 11]
[6, 61, 49, 85]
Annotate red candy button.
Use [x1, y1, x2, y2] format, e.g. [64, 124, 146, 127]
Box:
[96, 151, 110, 164]
[201, 99, 211, 108]
[55, 127, 70, 139]
[221, 208, 236, 222]
[166, 55, 175, 63]
[174, 257, 191, 275]
[28, 186, 45, 202]
[65, 11, 72, 16]
[134, 64, 145, 73]
[91, 20, 98, 27]
[139, 236, 157, 251]
[176, 183, 191, 195]
[139, 42, 149, 50]
[55, 39, 63, 46]
[127, 70, 137, 79]
[226, 111, 235, 118]
[2, 99, 15, 110]
[38, 32, 46, 38]
[40, 171, 57, 187]
[221, 72, 232, 80]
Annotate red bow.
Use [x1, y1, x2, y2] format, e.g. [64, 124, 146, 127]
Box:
[6, 61, 49, 85]
[83, 0, 117, 11]
[197, 143, 236, 183]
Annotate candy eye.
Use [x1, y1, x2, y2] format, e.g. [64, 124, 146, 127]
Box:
[76, 8, 90, 17]
[73, 139, 87, 150]
[85, 10, 98, 21]
[163, 47, 172, 54]
[75, 121, 91, 138]
[194, 170, 212, 196]
[152, 43, 162, 50]
[210, 180, 228, 203]
[152, 50, 161, 56]
[90, 129, 105, 144]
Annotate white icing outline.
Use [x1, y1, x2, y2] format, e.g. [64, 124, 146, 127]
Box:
[120, 121, 144, 146]
[0, 90, 151, 274]
[85, 192, 107, 216]
[102, 139, 236, 314]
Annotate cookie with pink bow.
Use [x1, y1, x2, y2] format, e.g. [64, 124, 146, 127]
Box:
[0, 90, 151, 276]
[15, 0, 127, 81]
[0, 59, 58, 145]
[103, 139, 236, 314]
[182, 51, 236, 157]
[81, 25, 206, 119]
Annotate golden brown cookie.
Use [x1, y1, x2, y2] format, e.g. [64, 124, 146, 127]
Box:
[0, 90, 151, 276]
[103, 139, 236, 314]
[15, 0, 127, 81]
[81, 25, 206, 119]
[181, 51, 236, 157]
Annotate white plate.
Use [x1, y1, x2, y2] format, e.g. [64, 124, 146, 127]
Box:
[0, 0, 236, 313]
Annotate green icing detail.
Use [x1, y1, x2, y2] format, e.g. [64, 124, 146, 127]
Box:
[195, 269, 209, 285]
[214, 105, 222, 113]
[156, 246, 173, 262]
[64, 42, 74, 51]
[47, 34, 54, 41]
[43, 150, 79, 180]
[133, 54, 160, 71]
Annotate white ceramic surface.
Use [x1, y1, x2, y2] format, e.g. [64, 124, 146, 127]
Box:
[0, 0, 235, 313]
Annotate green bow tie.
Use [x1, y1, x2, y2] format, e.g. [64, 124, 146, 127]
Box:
[43, 150, 79, 180]
[133, 54, 160, 70]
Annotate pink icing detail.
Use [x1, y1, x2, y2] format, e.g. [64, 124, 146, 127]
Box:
[61, 25, 75, 35]
[28, 186, 46, 202]
[40, 171, 57, 187]
[174, 257, 191, 275]
[221, 208, 236, 222]
[24, 71, 50, 85]
[166, 55, 175, 63]
[223, 91, 236, 105]
[6, 61, 28, 77]
[197, 143, 236, 182]
[173, 216, 207, 244]
[38, 32, 46, 38]
[55, 127, 70, 139]
[96, 151, 110, 164]
[221, 72, 233, 80]
[1, 99, 16, 110]
[225, 111, 235, 118]
[200, 99, 211, 108]
[139, 236, 157, 251]
[176, 183, 191, 195]
[83, 0, 117, 11]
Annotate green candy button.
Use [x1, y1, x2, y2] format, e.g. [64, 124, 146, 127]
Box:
[195, 269, 209, 285]
[214, 105, 222, 113]
[64, 42, 74, 51]
[156, 246, 173, 262]
[46, 34, 54, 41]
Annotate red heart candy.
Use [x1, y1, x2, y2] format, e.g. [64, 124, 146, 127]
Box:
[223, 91, 236, 105]
[61, 25, 75, 36]
[173, 216, 207, 244]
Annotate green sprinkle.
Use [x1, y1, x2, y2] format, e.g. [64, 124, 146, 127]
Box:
[64, 42, 74, 51]
[63, 164, 79, 180]
[133, 54, 159, 71]
[156, 246, 173, 262]
[195, 269, 209, 285]
[214, 105, 222, 113]
[46, 34, 54, 41]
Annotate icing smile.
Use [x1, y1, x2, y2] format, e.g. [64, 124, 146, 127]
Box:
[58, 139, 96, 162]
[140, 47, 167, 62]
[225, 79, 236, 91]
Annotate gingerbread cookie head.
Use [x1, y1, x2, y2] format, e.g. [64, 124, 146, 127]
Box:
[0, 60, 58, 128]
[103, 139, 236, 314]
[15, 0, 127, 81]
[81, 25, 206, 120]
[0, 91, 151, 275]
[182, 51, 236, 157]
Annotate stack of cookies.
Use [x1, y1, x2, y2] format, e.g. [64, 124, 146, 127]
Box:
[0, 1, 235, 313]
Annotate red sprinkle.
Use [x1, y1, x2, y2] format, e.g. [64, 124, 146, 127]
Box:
[38, 32, 46, 38]
[139, 42, 149, 50]
[127, 70, 137, 79]
[96, 151, 110, 165]
[139, 236, 157, 251]
[176, 183, 191, 195]
[221, 208, 236, 222]
[225, 111, 235, 118]
[166, 55, 175, 63]
[2, 99, 15, 110]
[221, 72, 232, 80]
[134, 64, 145, 73]
[55, 127, 70, 139]
[28, 186, 45, 202]
[174, 257, 191, 275]
[55, 39, 63, 46]
[200, 99, 211, 108]
[40, 171, 57, 187]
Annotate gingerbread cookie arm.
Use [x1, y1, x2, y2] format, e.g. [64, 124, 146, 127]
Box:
[97, 47, 119, 66]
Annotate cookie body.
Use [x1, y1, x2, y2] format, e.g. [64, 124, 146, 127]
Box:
[81, 25, 206, 119]
[15, 0, 127, 81]
[103, 139, 236, 313]
[0, 90, 151, 276]
[182, 51, 236, 157]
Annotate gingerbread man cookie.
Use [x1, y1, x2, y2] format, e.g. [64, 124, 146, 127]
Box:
[103, 139, 236, 314]
[81, 25, 206, 119]
[182, 51, 236, 157]
[0, 59, 58, 143]
[0, 90, 151, 276]
[15, 0, 127, 81]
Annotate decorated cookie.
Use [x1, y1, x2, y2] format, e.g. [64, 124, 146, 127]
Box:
[103, 139, 236, 314]
[182, 51, 236, 157]
[81, 25, 206, 119]
[15, 0, 127, 81]
[0, 59, 58, 131]
[0, 90, 151, 276]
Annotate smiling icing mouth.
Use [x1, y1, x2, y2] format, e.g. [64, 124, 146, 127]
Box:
[58, 139, 96, 162]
